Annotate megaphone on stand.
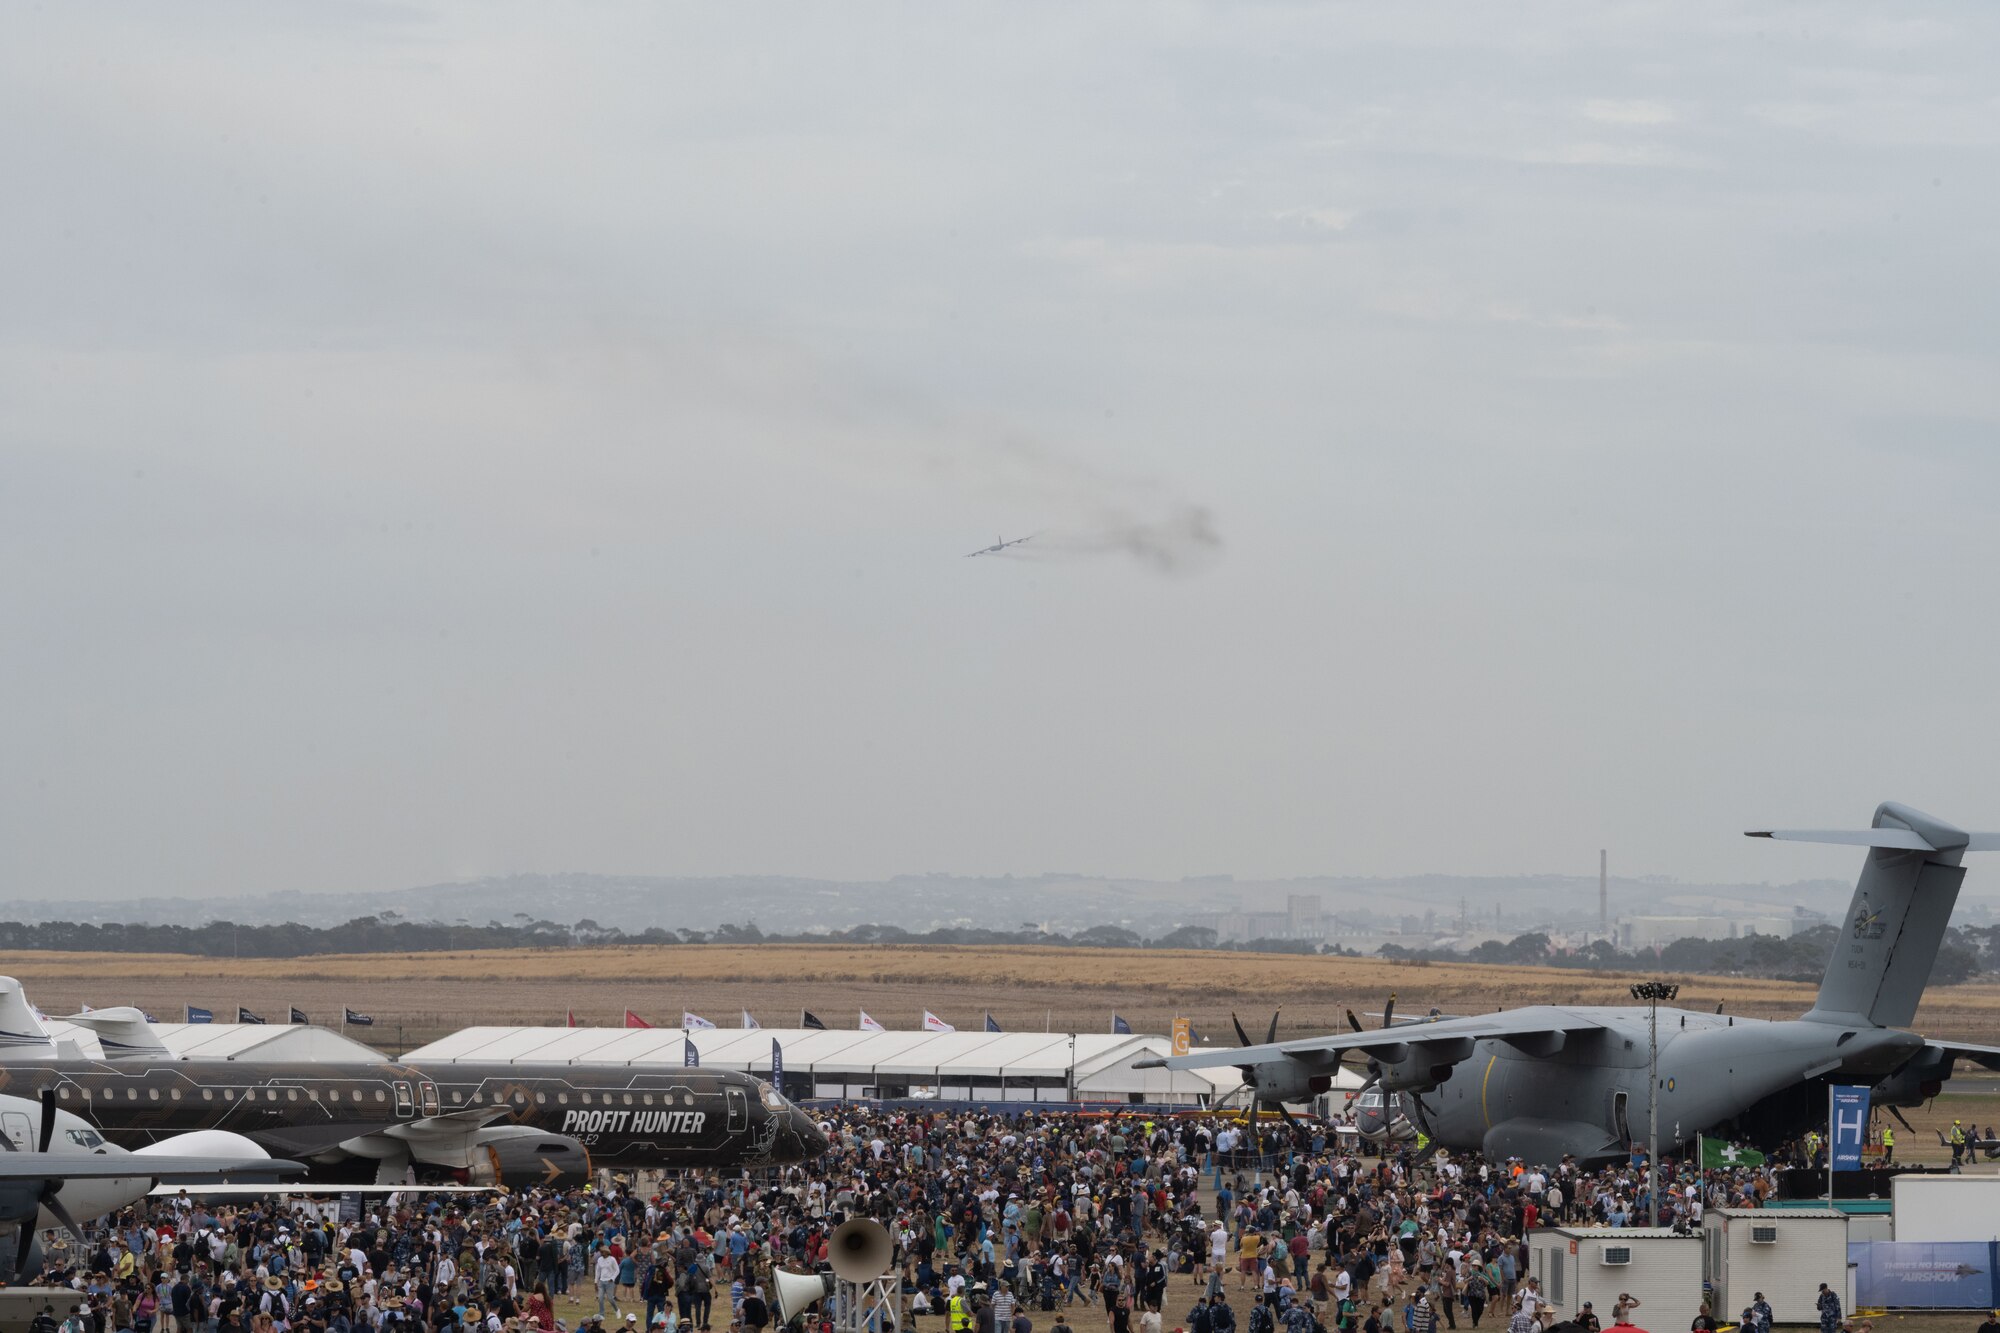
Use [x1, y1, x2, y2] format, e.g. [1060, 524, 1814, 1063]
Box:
[828, 1218, 894, 1281]
[772, 1270, 835, 1324]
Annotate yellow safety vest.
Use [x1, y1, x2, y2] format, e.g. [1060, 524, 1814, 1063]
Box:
[950, 1296, 973, 1332]
[1881, 1129, 1893, 1147]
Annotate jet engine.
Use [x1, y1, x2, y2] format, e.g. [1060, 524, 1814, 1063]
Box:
[458, 1126, 590, 1190]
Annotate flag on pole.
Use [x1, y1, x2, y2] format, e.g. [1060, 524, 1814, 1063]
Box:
[772, 1038, 783, 1082]
[922, 1010, 955, 1033]
[566, 1008, 577, 1028]
[344, 1008, 374, 1027]
[142, 1011, 158, 1023]
[1698, 1136, 1766, 1169]
[290, 1007, 308, 1024]
[78, 1003, 93, 1014]
[186, 1005, 213, 1024]
[984, 1013, 1002, 1033]
[238, 1007, 266, 1025]
[1830, 1084, 1872, 1171]
[801, 1010, 827, 1030]
[683, 1012, 716, 1031]
[741, 1010, 761, 1030]
[859, 1010, 885, 1033]
[683, 1037, 699, 1067]
[625, 1010, 652, 1029]
[1111, 1014, 1132, 1035]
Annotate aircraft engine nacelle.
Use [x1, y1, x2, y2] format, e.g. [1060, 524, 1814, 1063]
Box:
[460, 1125, 590, 1190]
[1372, 1038, 1474, 1096]
[1874, 1055, 1950, 1109]
[1244, 1063, 1331, 1105]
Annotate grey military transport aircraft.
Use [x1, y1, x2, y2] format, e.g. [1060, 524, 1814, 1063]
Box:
[1150, 801, 2000, 1164]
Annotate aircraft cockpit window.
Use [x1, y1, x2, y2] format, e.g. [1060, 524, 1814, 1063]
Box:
[65, 1128, 104, 1148]
[761, 1086, 786, 1112]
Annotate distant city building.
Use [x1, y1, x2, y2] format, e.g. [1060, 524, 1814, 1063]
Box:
[1619, 915, 1800, 949]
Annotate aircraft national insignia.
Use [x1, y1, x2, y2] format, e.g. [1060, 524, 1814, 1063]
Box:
[1852, 893, 1886, 940]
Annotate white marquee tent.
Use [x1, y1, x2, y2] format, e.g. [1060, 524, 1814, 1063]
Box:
[398, 1025, 1288, 1106]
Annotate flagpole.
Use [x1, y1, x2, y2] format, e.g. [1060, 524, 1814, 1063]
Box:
[1826, 1084, 1834, 1202]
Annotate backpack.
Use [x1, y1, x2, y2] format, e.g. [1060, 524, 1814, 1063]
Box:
[1249, 1305, 1274, 1333]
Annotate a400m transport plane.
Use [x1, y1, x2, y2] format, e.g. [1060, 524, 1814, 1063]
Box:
[0, 996, 826, 1187]
[1150, 802, 2000, 1164]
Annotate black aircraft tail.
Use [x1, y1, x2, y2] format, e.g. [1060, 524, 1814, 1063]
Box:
[1750, 802, 2000, 1029]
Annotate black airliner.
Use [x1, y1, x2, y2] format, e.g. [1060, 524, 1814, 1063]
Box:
[0, 1056, 825, 1189]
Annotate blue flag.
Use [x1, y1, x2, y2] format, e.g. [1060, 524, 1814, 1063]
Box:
[772, 1038, 783, 1082]
[985, 1013, 1002, 1033]
[186, 1005, 213, 1024]
[683, 1037, 700, 1067]
[1111, 1014, 1132, 1035]
[1830, 1084, 1872, 1171]
[238, 1007, 265, 1025]
[344, 1008, 374, 1027]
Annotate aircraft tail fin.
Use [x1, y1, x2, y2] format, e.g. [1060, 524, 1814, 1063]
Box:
[1751, 802, 1995, 1028]
[0, 976, 56, 1062]
[65, 1006, 171, 1061]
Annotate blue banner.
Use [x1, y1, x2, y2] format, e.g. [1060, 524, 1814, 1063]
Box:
[772, 1038, 782, 1081]
[1851, 1242, 2000, 1309]
[683, 1037, 699, 1067]
[1830, 1084, 1872, 1171]
[186, 1005, 212, 1024]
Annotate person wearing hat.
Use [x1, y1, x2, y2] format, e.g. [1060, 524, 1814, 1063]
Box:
[1574, 1304, 1599, 1333]
[1976, 1312, 2000, 1333]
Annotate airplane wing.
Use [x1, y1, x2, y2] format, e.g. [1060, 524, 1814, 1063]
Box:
[151, 1182, 499, 1198]
[1142, 1010, 1609, 1073]
[0, 1153, 303, 1181]
[1920, 1040, 2000, 1072]
[964, 548, 990, 558]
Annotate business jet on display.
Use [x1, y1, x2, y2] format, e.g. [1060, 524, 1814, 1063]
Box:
[0, 1088, 299, 1281]
[964, 533, 1034, 557]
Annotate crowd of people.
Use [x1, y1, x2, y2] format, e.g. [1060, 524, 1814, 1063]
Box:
[22, 1108, 1847, 1333]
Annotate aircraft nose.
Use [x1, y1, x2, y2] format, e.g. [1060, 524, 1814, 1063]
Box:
[790, 1106, 829, 1159]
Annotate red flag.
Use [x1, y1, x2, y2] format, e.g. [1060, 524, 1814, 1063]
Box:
[624, 1009, 652, 1029]
[566, 1009, 577, 1028]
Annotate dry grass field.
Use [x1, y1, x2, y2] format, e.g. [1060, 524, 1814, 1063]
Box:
[10, 944, 2000, 1053]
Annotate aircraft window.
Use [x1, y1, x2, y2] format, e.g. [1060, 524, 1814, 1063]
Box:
[622, 1094, 632, 1106]
[557, 1094, 568, 1105]
[643, 1094, 654, 1106]
[66, 1129, 104, 1148]
[580, 1093, 592, 1105]
[224, 1090, 235, 1101]
[127, 1089, 138, 1100]
[536, 1093, 546, 1105]
[268, 1090, 280, 1101]
[471, 1092, 483, 1104]
[203, 1090, 214, 1101]
[57, 1087, 70, 1100]
[287, 1089, 299, 1101]
[374, 1090, 386, 1102]
[148, 1089, 160, 1100]
[328, 1090, 340, 1102]
[450, 1092, 462, 1105]
[171, 1090, 182, 1101]
[307, 1090, 318, 1101]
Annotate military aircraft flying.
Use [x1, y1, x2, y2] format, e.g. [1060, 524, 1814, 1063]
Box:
[1149, 801, 2000, 1164]
[0, 990, 826, 1187]
[964, 533, 1034, 557]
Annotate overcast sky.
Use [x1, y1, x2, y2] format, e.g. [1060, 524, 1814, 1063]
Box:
[5, 4, 1998, 902]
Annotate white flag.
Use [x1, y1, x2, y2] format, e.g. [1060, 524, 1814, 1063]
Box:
[859, 1009, 885, 1033]
[741, 1009, 761, 1030]
[683, 1012, 716, 1031]
[922, 1010, 955, 1033]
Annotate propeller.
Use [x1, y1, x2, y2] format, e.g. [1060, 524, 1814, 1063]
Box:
[1227, 1008, 1287, 1156]
[5, 1089, 87, 1279]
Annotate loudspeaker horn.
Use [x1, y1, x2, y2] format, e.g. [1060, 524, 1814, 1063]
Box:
[772, 1270, 834, 1323]
[827, 1217, 894, 1282]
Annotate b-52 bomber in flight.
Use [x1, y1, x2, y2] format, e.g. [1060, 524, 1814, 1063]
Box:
[0, 992, 826, 1188]
[1149, 801, 2000, 1164]
[965, 533, 1035, 557]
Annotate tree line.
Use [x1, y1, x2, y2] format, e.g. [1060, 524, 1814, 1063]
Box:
[0, 914, 1992, 983]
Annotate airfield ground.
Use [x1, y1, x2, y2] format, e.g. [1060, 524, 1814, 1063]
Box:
[10, 944, 2000, 1052]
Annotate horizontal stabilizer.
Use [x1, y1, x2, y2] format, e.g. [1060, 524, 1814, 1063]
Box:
[1746, 829, 1940, 850]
